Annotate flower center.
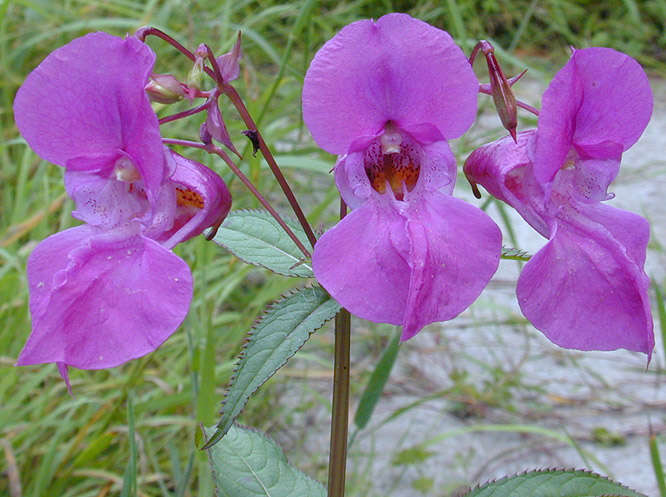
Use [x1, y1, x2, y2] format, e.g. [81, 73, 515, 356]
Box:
[176, 187, 204, 209]
[364, 128, 420, 201]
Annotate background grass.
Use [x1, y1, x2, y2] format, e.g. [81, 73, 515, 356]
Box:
[1, 1, 664, 496]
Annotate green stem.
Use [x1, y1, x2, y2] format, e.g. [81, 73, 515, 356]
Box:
[328, 199, 351, 497]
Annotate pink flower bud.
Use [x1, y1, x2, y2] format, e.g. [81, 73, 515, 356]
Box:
[485, 50, 518, 141]
[145, 73, 187, 104]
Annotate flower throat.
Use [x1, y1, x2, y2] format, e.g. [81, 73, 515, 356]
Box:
[364, 133, 420, 201]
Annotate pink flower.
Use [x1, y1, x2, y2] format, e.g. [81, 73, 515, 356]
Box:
[464, 47, 654, 355]
[303, 14, 502, 340]
[13, 32, 231, 385]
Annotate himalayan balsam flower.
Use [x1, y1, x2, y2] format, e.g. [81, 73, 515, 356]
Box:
[13, 32, 231, 385]
[302, 13, 502, 340]
[464, 47, 654, 355]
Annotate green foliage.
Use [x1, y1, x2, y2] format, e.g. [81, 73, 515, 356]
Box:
[463, 469, 647, 497]
[353, 328, 401, 431]
[501, 245, 532, 261]
[212, 209, 313, 277]
[204, 285, 340, 448]
[205, 424, 326, 497]
[649, 433, 666, 497]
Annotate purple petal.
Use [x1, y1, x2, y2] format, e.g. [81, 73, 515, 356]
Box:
[313, 193, 501, 339]
[571, 48, 653, 155]
[535, 47, 652, 184]
[205, 99, 239, 155]
[216, 32, 242, 82]
[157, 151, 232, 248]
[517, 211, 653, 355]
[65, 171, 149, 229]
[13, 32, 166, 202]
[412, 140, 458, 196]
[533, 56, 580, 184]
[302, 13, 478, 154]
[568, 155, 621, 202]
[401, 193, 501, 340]
[313, 201, 411, 325]
[17, 226, 193, 370]
[464, 131, 552, 238]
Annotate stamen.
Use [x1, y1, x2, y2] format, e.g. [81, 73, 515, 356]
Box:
[381, 122, 402, 154]
[113, 156, 141, 182]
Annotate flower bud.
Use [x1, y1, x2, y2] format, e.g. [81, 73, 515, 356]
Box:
[470, 40, 521, 142]
[145, 73, 187, 104]
[484, 50, 518, 142]
[187, 44, 207, 92]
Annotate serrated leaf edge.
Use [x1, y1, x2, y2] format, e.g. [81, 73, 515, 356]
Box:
[212, 208, 314, 278]
[463, 468, 647, 497]
[203, 284, 339, 448]
[500, 245, 532, 261]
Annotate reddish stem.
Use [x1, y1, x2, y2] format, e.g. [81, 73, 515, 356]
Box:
[140, 27, 318, 250]
[204, 45, 318, 249]
[159, 100, 210, 124]
[162, 138, 312, 259]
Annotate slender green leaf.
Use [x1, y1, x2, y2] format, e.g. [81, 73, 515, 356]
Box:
[203, 285, 339, 448]
[205, 425, 325, 497]
[650, 433, 666, 497]
[212, 209, 313, 277]
[464, 469, 647, 497]
[354, 328, 401, 431]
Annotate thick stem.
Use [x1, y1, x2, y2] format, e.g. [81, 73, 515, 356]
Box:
[327, 198, 351, 497]
[162, 138, 312, 259]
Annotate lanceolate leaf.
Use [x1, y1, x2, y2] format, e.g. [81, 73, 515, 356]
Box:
[212, 209, 313, 277]
[203, 285, 340, 449]
[464, 469, 647, 497]
[354, 328, 401, 431]
[501, 245, 531, 261]
[205, 425, 325, 497]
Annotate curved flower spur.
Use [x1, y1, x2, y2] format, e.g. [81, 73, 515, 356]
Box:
[13, 33, 231, 388]
[464, 47, 654, 355]
[302, 13, 502, 341]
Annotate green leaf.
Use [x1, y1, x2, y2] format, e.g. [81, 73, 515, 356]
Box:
[464, 469, 647, 497]
[212, 209, 313, 277]
[353, 328, 401, 431]
[501, 245, 531, 261]
[203, 285, 340, 449]
[205, 425, 326, 497]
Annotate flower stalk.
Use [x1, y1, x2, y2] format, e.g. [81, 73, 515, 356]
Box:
[138, 27, 317, 249]
[328, 198, 351, 497]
